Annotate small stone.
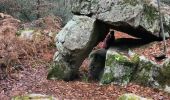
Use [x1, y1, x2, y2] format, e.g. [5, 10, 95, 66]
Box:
[119, 93, 152, 100]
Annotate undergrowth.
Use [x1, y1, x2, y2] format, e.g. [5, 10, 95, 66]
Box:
[0, 29, 56, 79]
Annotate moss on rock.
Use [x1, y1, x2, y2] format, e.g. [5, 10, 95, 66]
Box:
[162, 62, 170, 78]
[47, 63, 76, 81]
[131, 54, 140, 64]
[106, 53, 129, 67]
[133, 56, 154, 85]
[100, 68, 114, 84]
[100, 51, 135, 85]
[119, 93, 151, 100]
[99, 47, 170, 93]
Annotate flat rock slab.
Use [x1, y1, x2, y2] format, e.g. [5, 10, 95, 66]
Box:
[72, 0, 170, 39]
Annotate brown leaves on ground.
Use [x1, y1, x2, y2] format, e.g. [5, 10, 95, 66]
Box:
[0, 13, 20, 39]
[1, 64, 170, 99]
[113, 31, 170, 64]
[132, 38, 170, 64]
[0, 13, 57, 80]
[21, 15, 62, 37]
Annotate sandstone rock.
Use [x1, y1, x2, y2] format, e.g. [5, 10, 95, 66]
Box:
[72, 0, 170, 39]
[48, 15, 109, 80]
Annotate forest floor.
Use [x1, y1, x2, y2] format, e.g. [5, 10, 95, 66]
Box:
[0, 13, 170, 100]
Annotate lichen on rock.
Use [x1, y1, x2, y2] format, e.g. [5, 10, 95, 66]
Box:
[132, 56, 156, 86]
[99, 46, 170, 93]
[100, 49, 135, 85]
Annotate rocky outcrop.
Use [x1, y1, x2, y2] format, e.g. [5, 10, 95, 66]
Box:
[50, 0, 170, 82]
[99, 46, 170, 93]
[48, 15, 109, 80]
[72, 0, 170, 39]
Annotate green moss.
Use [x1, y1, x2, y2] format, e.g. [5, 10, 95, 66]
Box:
[122, 70, 132, 84]
[162, 63, 170, 78]
[155, 68, 166, 88]
[82, 73, 89, 82]
[131, 54, 140, 65]
[106, 53, 134, 68]
[47, 63, 66, 80]
[12, 96, 29, 100]
[134, 60, 153, 85]
[47, 62, 77, 81]
[119, 95, 138, 100]
[102, 52, 135, 85]
[119, 94, 146, 100]
[140, 61, 152, 71]
[143, 4, 159, 24]
[100, 72, 114, 84]
[16, 30, 22, 36]
[47, 63, 71, 79]
[106, 53, 129, 67]
[12, 95, 53, 100]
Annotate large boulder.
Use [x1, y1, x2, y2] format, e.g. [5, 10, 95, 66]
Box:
[99, 46, 170, 93]
[50, 0, 170, 82]
[100, 49, 135, 85]
[133, 56, 170, 93]
[72, 0, 170, 39]
[48, 15, 109, 80]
